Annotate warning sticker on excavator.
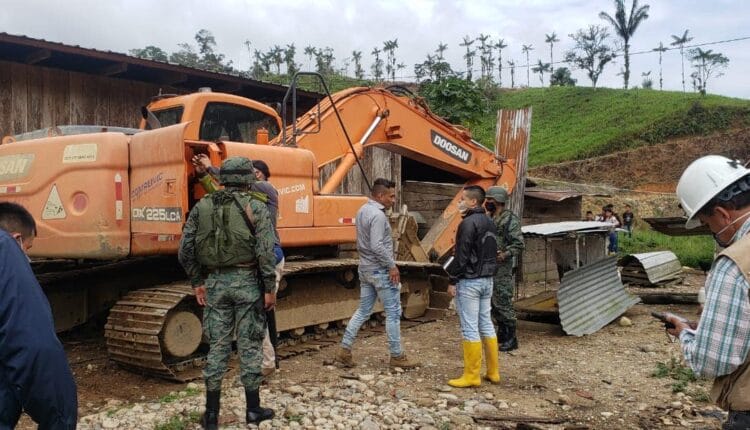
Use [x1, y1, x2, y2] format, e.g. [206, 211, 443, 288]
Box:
[62, 143, 98, 163]
[42, 185, 67, 220]
[0, 153, 34, 181]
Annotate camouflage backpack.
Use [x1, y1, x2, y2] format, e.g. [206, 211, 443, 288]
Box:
[194, 189, 268, 268]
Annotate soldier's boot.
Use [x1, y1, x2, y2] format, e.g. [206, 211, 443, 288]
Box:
[482, 337, 501, 384]
[389, 353, 421, 369]
[245, 388, 275, 425]
[333, 346, 355, 368]
[448, 341, 482, 388]
[201, 390, 220, 430]
[499, 321, 518, 352]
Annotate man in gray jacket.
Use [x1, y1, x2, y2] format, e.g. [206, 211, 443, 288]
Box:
[334, 178, 419, 369]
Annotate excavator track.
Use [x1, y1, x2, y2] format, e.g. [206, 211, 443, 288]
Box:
[104, 259, 447, 382]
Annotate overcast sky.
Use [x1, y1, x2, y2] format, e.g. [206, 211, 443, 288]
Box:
[2, 0, 748, 98]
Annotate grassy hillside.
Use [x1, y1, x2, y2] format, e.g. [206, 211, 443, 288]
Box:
[469, 87, 750, 167]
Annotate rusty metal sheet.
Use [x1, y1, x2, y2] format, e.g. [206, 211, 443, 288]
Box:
[496, 108, 532, 219]
[558, 256, 641, 336]
[619, 251, 683, 286]
[643, 216, 712, 236]
[521, 221, 611, 238]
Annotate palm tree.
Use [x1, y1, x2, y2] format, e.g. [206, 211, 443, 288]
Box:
[545, 32, 559, 71]
[460, 35, 475, 81]
[352, 50, 364, 80]
[371, 47, 384, 81]
[521, 44, 533, 86]
[435, 42, 448, 60]
[508, 59, 516, 88]
[494, 39, 507, 86]
[532, 60, 551, 86]
[304, 45, 316, 70]
[690, 48, 729, 95]
[599, 0, 650, 89]
[671, 30, 693, 92]
[652, 42, 668, 90]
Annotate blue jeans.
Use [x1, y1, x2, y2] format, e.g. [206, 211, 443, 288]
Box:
[456, 277, 495, 341]
[342, 269, 403, 356]
[608, 231, 618, 253]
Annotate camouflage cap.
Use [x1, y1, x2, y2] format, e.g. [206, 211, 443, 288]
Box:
[486, 186, 508, 203]
[219, 157, 256, 186]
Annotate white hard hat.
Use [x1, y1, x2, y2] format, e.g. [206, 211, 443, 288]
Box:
[676, 155, 750, 229]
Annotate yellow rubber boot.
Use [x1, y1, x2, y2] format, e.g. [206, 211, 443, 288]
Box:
[482, 337, 501, 383]
[448, 340, 482, 388]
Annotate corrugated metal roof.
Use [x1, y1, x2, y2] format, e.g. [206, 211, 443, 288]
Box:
[558, 256, 641, 336]
[619, 251, 683, 286]
[521, 221, 611, 237]
[524, 189, 582, 202]
[642, 217, 712, 236]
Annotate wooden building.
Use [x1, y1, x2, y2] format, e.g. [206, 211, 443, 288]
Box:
[0, 32, 320, 137]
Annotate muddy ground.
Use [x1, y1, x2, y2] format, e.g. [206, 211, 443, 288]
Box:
[17, 272, 725, 429]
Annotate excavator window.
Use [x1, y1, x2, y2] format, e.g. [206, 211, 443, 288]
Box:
[150, 106, 184, 129]
[199, 102, 280, 143]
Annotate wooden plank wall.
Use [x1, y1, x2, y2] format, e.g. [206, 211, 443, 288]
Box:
[0, 60, 176, 137]
[319, 147, 402, 200]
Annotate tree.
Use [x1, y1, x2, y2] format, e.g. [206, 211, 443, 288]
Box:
[169, 43, 200, 68]
[550, 67, 576, 86]
[315, 47, 335, 76]
[129, 46, 169, 62]
[599, 0, 650, 89]
[641, 70, 653, 89]
[418, 76, 484, 125]
[531, 60, 551, 86]
[459, 35, 476, 81]
[477, 34, 494, 81]
[284, 44, 298, 76]
[671, 30, 694, 92]
[521, 44, 533, 87]
[565, 25, 616, 88]
[494, 39, 507, 87]
[194, 29, 232, 73]
[544, 32, 559, 84]
[269, 45, 284, 75]
[383, 39, 399, 81]
[304, 45, 317, 70]
[508, 60, 516, 88]
[371, 47, 384, 81]
[652, 42, 668, 90]
[352, 50, 364, 80]
[689, 48, 729, 95]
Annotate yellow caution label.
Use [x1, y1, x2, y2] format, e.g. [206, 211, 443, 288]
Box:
[42, 184, 67, 220]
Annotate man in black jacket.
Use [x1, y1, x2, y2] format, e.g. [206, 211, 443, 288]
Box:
[446, 186, 500, 388]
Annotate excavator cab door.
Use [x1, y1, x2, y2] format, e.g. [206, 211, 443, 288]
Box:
[128, 123, 190, 255]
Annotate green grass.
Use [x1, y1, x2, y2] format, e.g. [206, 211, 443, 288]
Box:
[158, 386, 201, 404]
[154, 412, 201, 430]
[652, 357, 700, 393]
[469, 87, 750, 167]
[618, 228, 714, 269]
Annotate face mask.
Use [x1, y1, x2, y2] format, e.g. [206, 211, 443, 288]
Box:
[484, 202, 497, 213]
[457, 200, 468, 215]
[712, 211, 750, 247]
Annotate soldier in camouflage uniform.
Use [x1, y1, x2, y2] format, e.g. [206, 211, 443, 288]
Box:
[484, 187, 525, 352]
[178, 157, 277, 429]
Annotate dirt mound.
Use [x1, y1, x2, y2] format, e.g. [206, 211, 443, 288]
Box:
[530, 128, 750, 190]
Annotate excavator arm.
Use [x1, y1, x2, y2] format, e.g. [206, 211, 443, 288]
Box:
[271, 87, 519, 261]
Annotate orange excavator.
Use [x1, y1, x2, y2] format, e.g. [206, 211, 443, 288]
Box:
[0, 73, 520, 380]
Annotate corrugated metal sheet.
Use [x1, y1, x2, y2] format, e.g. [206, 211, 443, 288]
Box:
[558, 256, 641, 336]
[643, 217, 712, 236]
[525, 189, 582, 202]
[496, 108, 532, 219]
[619, 251, 683, 286]
[522, 221, 611, 237]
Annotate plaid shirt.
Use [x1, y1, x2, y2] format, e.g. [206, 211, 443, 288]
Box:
[679, 217, 750, 378]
